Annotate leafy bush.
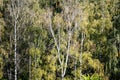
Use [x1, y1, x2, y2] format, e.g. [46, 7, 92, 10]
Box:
[82, 74, 101, 80]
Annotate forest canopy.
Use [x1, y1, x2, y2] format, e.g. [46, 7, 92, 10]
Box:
[0, 0, 120, 80]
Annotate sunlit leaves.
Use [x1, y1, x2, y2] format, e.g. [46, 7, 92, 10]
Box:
[0, 0, 3, 8]
[53, 14, 63, 26]
[82, 52, 104, 77]
[0, 0, 119, 80]
[0, 48, 7, 57]
[82, 74, 101, 80]
[31, 68, 45, 80]
[29, 47, 41, 58]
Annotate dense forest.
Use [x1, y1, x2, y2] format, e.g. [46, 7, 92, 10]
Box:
[0, 0, 120, 80]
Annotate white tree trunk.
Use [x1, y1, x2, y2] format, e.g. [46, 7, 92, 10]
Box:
[9, 0, 20, 79]
[14, 19, 17, 80]
[8, 0, 31, 79]
[46, 0, 82, 79]
[79, 32, 85, 80]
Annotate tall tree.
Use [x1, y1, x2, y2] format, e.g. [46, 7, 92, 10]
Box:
[6, 0, 32, 79]
[44, 0, 84, 79]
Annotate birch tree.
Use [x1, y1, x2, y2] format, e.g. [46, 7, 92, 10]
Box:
[44, 0, 83, 79]
[8, 1, 20, 79]
[7, 0, 32, 79]
[1, 0, 120, 79]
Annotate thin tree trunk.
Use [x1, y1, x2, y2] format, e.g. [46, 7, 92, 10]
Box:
[8, 0, 30, 79]
[63, 31, 71, 76]
[61, 62, 64, 80]
[10, 0, 19, 79]
[14, 19, 17, 80]
[47, 0, 81, 79]
[79, 32, 85, 80]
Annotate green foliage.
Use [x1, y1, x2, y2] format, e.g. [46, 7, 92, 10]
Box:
[31, 68, 45, 80]
[0, 57, 3, 79]
[0, 0, 120, 80]
[82, 74, 101, 80]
